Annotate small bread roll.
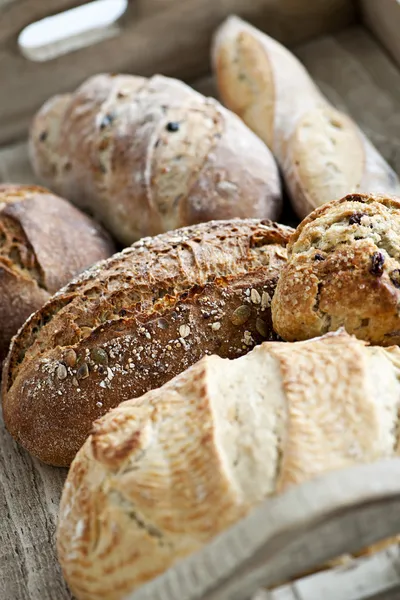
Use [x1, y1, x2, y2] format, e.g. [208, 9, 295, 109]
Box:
[272, 192, 400, 344]
[57, 330, 400, 600]
[29, 73, 282, 245]
[212, 17, 400, 219]
[0, 184, 114, 364]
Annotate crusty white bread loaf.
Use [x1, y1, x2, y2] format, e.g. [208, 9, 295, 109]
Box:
[0, 184, 115, 365]
[29, 73, 282, 245]
[212, 17, 400, 219]
[272, 192, 400, 345]
[57, 330, 400, 600]
[2, 218, 292, 467]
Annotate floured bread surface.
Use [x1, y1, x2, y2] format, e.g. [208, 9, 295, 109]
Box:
[272, 192, 400, 345]
[2, 218, 292, 466]
[57, 330, 400, 600]
[285, 106, 365, 218]
[212, 16, 400, 218]
[30, 73, 282, 244]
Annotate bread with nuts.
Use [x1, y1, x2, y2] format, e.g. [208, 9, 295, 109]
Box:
[0, 184, 115, 365]
[212, 17, 400, 219]
[272, 192, 400, 344]
[2, 218, 292, 466]
[57, 330, 400, 600]
[29, 73, 282, 245]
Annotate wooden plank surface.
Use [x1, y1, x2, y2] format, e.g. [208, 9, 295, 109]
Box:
[0, 410, 71, 599]
[2, 23, 400, 600]
[360, 0, 400, 70]
[0, 0, 355, 146]
[3, 26, 400, 186]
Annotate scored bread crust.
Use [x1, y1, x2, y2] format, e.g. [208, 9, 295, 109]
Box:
[57, 330, 400, 600]
[29, 73, 282, 245]
[2, 218, 293, 466]
[272, 192, 400, 344]
[212, 16, 400, 219]
[0, 184, 115, 364]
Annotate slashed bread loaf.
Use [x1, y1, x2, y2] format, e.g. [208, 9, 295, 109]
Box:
[2, 218, 292, 467]
[57, 330, 400, 600]
[0, 184, 115, 365]
[272, 192, 400, 344]
[29, 73, 282, 245]
[212, 17, 400, 218]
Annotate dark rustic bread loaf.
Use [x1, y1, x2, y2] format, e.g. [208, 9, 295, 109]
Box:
[29, 74, 283, 245]
[0, 184, 115, 365]
[272, 192, 400, 344]
[2, 218, 293, 466]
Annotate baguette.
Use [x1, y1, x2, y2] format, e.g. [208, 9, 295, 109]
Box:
[29, 73, 282, 245]
[212, 17, 400, 218]
[2, 218, 292, 466]
[57, 330, 400, 600]
[0, 184, 115, 365]
[272, 192, 400, 345]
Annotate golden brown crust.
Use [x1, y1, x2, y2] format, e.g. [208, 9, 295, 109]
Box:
[57, 331, 400, 600]
[212, 17, 400, 219]
[2, 218, 292, 466]
[30, 73, 282, 245]
[0, 184, 115, 364]
[272, 192, 400, 344]
[214, 28, 275, 148]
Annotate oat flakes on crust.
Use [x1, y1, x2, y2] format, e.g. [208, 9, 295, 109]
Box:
[2, 218, 292, 466]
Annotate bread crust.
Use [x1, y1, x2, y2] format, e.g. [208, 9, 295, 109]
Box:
[57, 330, 400, 600]
[212, 17, 400, 218]
[2, 218, 292, 466]
[0, 184, 115, 364]
[272, 192, 400, 344]
[30, 74, 282, 245]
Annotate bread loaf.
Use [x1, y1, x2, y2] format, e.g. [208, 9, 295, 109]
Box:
[0, 184, 115, 365]
[272, 192, 400, 344]
[29, 73, 282, 245]
[57, 330, 400, 600]
[212, 17, 400, 219]
[2, 218, 292, 466]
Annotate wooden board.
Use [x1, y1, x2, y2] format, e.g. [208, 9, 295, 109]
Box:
[3, 26, 400, 186]
[127, 460, 400, 600]
[360, 0, 400, 71]
[0, 0, 355, 147]
[2, 23, 400, 600]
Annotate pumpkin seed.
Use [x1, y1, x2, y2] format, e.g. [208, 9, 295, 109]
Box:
[231, 305, 251, 326]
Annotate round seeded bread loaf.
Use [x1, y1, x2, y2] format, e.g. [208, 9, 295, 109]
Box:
[272, 192, 400, 344]
[2, 218, 293, 466]
[29, 73, 283, 245]
[57, 330, 400, 600]
[0, 184, 115, 365]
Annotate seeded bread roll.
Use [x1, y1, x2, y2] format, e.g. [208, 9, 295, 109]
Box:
[0, 184, 115, 365]
[29, 73, 282, 245]
[212, 17, 400, 219]
[57, 330, 400, 600]
[2, 218, 292, 466]
[271, 193, 400, 344]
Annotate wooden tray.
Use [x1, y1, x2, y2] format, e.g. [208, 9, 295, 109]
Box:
[1, 1, 400, 599]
